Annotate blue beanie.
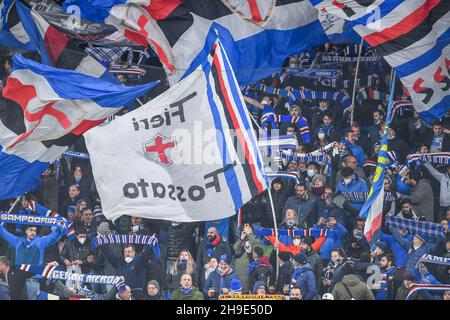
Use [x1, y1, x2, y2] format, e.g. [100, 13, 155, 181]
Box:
[230, 278, 242, 293]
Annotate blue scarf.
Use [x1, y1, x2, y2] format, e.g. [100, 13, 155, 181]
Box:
[180, 287, 193, 296]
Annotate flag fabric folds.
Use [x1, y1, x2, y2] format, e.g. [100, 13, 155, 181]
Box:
[0, 54, 158, 200]
[0, 0, 36, 51]
[310, 0, 450, 123]
[84, 38, 267, 222]
[62, 0, 331, 85]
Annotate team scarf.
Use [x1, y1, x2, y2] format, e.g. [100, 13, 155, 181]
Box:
[390, 101, 414, 122]
[258, 135, 298, 150]
[17, 264, 126, 292]
[24, 199, 75, 240]
[266, 172, 300, 185]
[319, 74, 376, 90]
[256, 83, 351, 109]
[416, 254, 450, 268]
[255, 227, 332, 238]
[406, 284, 450, 300]
[339, 192, 397, 202]
[0, 212, 67, 230]
[386, 216, 445, 239]
[280, 150, 332, 176]
[406, 152, 450, 171]
[91, 234, 160, 258]
[260, 113, 311, 144]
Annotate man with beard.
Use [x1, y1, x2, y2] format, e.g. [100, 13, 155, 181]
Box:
[397, 172, 434, 222]
[283, 183, 315, 229]
[373, 254, 397, 300]
[262, 179, 288, 228]
[197, 227, 231, 277]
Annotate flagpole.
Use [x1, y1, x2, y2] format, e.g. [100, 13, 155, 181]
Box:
[248, 112, 262, 131]
[266, 185, 279, 280]
[7, 196, 21, 213]
[350, 38, 364, 126]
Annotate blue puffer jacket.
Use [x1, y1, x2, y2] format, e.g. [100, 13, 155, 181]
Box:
[336, 176, 369, 210]
[0, 224, 62, 265]
[380, 232, 413, 269]
[341, 140, 366, 167]
[390, 227, 445, 272]
[292, 263, 316, 300]
[203, 269, 221, 300]
[315, 222, 347, 261]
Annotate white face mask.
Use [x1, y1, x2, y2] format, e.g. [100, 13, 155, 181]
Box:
[78, 237, 86, 245]
[293, 239, 301, 246]
[318, 132, 325, 140]
[343, 178, 352, 185]
[307, 169, 315, 178]
[131, 225, 140, 232]
[124, 257, 133, 263]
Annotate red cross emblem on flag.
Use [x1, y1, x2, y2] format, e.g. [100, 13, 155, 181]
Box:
[143, 134, 177, 166]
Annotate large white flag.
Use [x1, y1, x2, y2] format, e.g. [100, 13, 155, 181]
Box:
[84, 39, 267, 222]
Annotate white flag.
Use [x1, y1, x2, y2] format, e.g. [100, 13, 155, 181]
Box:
[84, 39, 267, 222]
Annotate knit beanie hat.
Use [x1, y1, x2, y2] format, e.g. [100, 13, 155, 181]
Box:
[278, 251, 292, 263]
[230, 278, 242, 293]
[147, 280, 160, 292]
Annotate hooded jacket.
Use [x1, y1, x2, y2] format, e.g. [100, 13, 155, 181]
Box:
[332, 274, 375, 300]
[248, 256, 273, 293]
[292, 263, 317, 300]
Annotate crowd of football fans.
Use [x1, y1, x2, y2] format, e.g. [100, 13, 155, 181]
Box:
[0, 43, 449, 300]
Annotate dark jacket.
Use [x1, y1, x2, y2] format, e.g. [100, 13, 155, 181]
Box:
[275, 261, 294, 293]
[102, 245, 156, 292]
[203, 269, 221, 300]
[166, 262, 199, 291]
[36, 175, 59, 212]
[262, 188, 288, 227]
[165, 223, 193, 260]
[248, 256, 273, 292]
[401, 179, 434, 221]
[61, 237, 94, 273]
[292, 263, 317, 300]
[306, 249, 323, 289]
[387, 136, 409, 163]
[196, 235, 231, 274]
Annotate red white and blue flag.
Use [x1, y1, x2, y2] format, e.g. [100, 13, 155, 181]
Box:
[0, 54, 158, 200]
[62, 0, 331, 85]
[84, 37, 267, 222]
[310, 0, 450, 123]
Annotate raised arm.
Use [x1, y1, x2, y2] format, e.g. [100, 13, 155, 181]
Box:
[243, 96, 264, 110]
[0, 223, 19, 247]
[41, 227, 64, 248]
[423, 163, 444, 182]
[389, 226, 411, 252]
